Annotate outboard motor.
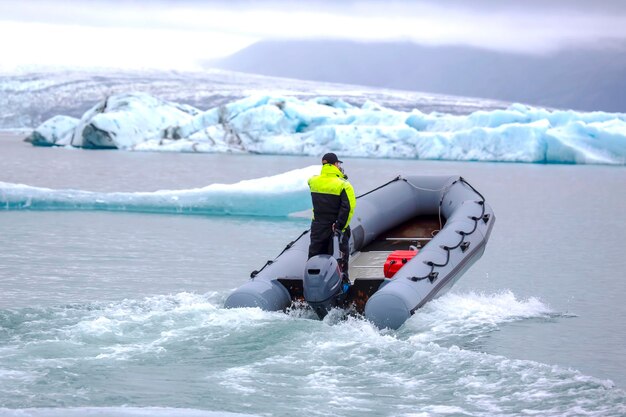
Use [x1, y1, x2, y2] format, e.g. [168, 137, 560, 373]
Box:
[303, 233, 348, 318]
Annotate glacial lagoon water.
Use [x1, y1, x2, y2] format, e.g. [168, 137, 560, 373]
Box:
[1, 136, 626, 416]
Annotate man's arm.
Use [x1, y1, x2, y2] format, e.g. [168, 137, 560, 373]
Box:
[336, 182, 356, 232]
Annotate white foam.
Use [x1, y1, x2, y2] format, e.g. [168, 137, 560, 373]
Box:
[3, 290, 625, 416]
[404, 290, 554, 343]
[417, 405, 468, 415]
[50, 291, 297, 361]
[0, 407, 258, 417]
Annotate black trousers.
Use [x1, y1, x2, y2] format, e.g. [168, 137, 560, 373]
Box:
[308, 221, 351, 277]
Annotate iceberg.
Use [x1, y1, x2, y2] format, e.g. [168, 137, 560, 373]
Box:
[24, 115, 80, 146]
[29, 94, 626, 165]
[0, 166, 319, 216]
[71, 93, 200, 149]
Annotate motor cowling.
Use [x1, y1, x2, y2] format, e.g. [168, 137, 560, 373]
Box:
[303, 255, 345, 318]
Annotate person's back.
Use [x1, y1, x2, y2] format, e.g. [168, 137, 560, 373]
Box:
[308, 153, 356, 282]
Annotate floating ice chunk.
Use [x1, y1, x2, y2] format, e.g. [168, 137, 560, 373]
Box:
[168, 107, 221, 139]
[25, 115, 79, 146]
[545, 119, 626, 164]
[70, 92, 200, 149]
[0, 165, 320, 216]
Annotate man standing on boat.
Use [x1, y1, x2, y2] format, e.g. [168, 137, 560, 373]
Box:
[308, 152, 356, 284]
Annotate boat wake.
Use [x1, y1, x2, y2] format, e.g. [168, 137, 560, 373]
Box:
[1, 290, 624, 416]
[403, 290, 558, 343]
[0, 407, 256, 417]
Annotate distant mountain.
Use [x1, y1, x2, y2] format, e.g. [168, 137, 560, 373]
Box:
[0, 68, 508, 129]
[211, 40, 626, 113]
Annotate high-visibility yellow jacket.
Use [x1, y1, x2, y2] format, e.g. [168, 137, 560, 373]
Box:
[308, 164, 356, 232]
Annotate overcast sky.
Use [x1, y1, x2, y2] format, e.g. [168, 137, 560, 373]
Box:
[2, 0, 625, 71]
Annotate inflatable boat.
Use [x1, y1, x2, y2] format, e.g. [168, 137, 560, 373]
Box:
[224, 175, 495, 329]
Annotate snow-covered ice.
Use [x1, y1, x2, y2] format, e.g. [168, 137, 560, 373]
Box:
[30, 93, 626, 165]
[69, 93, 200, 149]
[24, 115, 79, 146]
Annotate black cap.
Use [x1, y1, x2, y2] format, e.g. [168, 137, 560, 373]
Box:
[322, 152, 343, 164]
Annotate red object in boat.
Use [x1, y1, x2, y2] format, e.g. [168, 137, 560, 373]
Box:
[383, 250, 419, 278]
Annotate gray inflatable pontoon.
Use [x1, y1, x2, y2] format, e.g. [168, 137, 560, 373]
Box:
[224, 175, 495, 329]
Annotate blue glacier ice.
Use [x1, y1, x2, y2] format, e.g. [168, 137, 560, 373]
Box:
[0, 166, 319, 216]
[30, 94, 626, 165]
